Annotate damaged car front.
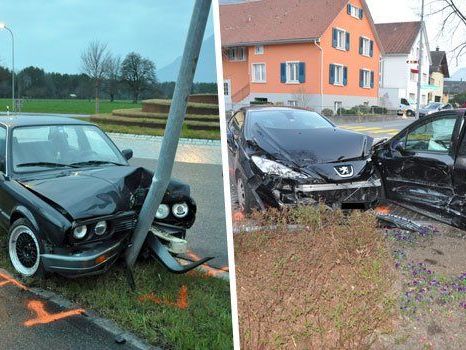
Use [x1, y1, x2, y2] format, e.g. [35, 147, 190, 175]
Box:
[228, 107, 382, 212]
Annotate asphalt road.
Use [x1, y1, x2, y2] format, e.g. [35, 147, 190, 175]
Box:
[334, 117, 416, 139]
[129, 158, 228, 269]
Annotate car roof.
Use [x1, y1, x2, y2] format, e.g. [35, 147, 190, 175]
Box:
[240, 106, 310, 113]
[0, 115, 93, 128]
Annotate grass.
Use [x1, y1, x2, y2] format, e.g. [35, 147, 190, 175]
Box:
[0, 98, 142, 115]
[143, 99, 218, 110]
[235, 206, 398, 349]
[0, 234, 232, 349]
[112, 108, 220, 122]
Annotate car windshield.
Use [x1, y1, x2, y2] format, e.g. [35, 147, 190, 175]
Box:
[425, 102, 442, 110]
[12, 124, 126, 173]
[249, 109, 333, 131]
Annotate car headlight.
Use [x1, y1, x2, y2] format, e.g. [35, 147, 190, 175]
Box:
[155, 204, 170, 219]
[73, 225, 87, 239]
[251, 156, 306, 179]
[172, 202, 189, 218]
[94, 221, 107, 236]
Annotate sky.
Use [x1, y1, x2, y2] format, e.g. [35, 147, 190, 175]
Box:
[0, 0, 214, 74]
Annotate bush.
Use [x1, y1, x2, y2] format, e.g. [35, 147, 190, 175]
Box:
[371, 106, 388, 114]
[321, 108, 334, 117]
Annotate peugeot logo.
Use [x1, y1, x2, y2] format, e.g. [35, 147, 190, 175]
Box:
[334, 165, 354, 178]
[129, 193, 136, 209]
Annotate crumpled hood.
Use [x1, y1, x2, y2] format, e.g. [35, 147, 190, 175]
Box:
[252, 126, 372, 166]
[18, 166, 188, 220]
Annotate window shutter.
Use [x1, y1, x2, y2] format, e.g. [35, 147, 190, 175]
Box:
[329, 64, 335, 84]
[369, 40, 374, 57]
[370, 71, 375, 88]
[343, 67, 348, 86]
[345, 32, 350, 51]
[332, 28, 338, 48]
[359, 8, 363, 19]
[359, 37, 363, 55]
[347, 4, 351, 14]
[298, 62, 306, 83]
[359, 69, 364, 88]
[280, 63, 286, 83]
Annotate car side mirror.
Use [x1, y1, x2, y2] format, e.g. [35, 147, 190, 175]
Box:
[122, 149, 133, 160]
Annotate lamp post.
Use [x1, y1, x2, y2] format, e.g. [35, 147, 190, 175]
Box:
[0, 23, 15, 112]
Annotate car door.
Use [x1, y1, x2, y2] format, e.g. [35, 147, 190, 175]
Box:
[0, 126, 9, 229]
[378, 113, 460, 213]
[227, 111, 245, 154]
[451, 115, 466, 220]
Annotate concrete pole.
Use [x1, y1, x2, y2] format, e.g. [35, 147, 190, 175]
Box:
[126, 0, 212, 267]
[416, 0, 425, 119]
[1, 25, 15, 112]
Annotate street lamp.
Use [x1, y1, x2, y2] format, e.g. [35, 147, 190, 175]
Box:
[0, 22, 15, 112]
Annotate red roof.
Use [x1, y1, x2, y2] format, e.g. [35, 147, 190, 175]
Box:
[220, 0, 350, 46]
[374, 21, 421, 54]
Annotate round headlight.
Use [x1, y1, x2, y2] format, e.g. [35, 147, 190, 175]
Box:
[155, 204, 170, 219]
[73, 225, 87, 239]
[94, 221, 107, 236]
[172, 202, 189, 218]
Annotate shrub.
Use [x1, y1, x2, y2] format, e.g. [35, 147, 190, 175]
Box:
[321, 108, 334, 117]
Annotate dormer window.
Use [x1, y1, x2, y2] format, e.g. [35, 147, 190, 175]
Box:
[347, 4, 363, 19]
[226, 47, 246, 61]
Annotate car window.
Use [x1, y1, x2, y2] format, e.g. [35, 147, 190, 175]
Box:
[249, 109, 333, 130]
[404, 116, 457, 153]
[229, 112, 244, 135]
[0, 127, 6, 173]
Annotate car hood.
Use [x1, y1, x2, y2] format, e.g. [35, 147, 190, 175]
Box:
[17, 166, 187, 220]
[252, 126, 372, 166]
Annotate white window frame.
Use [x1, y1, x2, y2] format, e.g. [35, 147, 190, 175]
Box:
[288, 100, 298, 107]
[335, 28, 347, 51]
[286, 61, 300, 84]
[255, 45, 264, 55]
[349, 4, 360, 18]
[333, 64, 344, 86]
[361, 36, 371, 57]
[362, 69, 371, 88]
[227, 47, 246, 62]
[251, 63, 266, 83]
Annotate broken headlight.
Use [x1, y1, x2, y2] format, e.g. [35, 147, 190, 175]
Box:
[251, 156, 306, 179]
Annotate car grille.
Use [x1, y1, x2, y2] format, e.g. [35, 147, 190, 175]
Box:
[112, 215, 136, 233]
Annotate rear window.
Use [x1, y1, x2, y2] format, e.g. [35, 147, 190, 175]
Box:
[248, 109, 333, 131]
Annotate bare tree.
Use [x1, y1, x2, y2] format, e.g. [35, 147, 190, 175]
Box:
[81, 41, 111, 113]
[105, 55, 121, 102]
[428, 0, 466, 64]
[121, 52, 156, 103]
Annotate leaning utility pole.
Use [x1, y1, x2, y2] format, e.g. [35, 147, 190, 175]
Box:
[125, 0, 212, 268]
[416, 0, 425, 119]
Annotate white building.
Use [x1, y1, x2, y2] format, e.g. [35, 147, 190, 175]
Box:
[375, 21, 434, 110]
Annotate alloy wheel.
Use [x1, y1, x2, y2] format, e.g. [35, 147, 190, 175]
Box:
[9, 225, 40, 276]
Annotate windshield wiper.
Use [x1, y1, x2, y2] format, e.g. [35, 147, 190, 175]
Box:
[16, 162, 78, 168]
[70, 160, 125, 167]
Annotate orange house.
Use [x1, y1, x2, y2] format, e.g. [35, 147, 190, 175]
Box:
[220, 0, 384, 112]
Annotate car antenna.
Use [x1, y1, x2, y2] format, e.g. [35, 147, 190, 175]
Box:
[124, 0, 213, 290]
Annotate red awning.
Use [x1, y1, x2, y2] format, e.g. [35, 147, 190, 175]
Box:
[411, 68, 419, 73]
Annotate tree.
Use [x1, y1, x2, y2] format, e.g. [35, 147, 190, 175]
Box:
[121, 52, 156, 103]
[80, 41, 111, 113]
[105, 55, 121, 102]
[429, 1, 466, 64]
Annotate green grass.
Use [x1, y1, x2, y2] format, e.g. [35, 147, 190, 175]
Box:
[0, 235, 232, 349]
[143, 99, 218, 110]
[112, 108, 220, 122]
[0, 98, 142, 115]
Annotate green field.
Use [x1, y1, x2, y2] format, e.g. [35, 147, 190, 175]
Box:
[0, 98, 141, 115]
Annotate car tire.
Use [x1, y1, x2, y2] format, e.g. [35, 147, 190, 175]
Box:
[8, 219, 46, 278]
[236, 172, 256, 214]
[406, 110, 415, 117]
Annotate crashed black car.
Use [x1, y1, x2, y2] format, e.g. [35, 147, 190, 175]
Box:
[227, 106, 381, 212]
[0, 116, 203, 278]
[374, 108, 466, 228]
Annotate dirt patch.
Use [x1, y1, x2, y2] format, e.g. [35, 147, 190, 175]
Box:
[235, 207, 398, 349]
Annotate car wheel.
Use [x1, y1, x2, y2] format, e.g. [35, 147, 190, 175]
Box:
[236, 173, 255, 214]
[8, 219, 45, 278]
[406, 110, 415, 117]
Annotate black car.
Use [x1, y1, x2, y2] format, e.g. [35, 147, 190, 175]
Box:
[0, 116, 197, 278]
[227, 106, 382, 212]
[374, 109, 466, 228]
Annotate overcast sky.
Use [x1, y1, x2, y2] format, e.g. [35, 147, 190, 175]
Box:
[0, 0, 214, 74]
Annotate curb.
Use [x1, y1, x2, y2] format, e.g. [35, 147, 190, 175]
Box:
[108, 132, 221, 146]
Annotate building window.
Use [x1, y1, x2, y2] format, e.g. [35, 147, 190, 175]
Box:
[379, 58, 383, 85]
[334, 101, 342, 114]
[330, 64, 346, 86]
[360, 37, 372, 56]
[287, 62, 299, 83]
[223, 81, 229, 96]
[226, 47, 246, 61]
[332, 28, 349, 51]
[251, 63, 266, 83]
[360, 69, 374, 88]
[409, 93, 416, 101]
[423, 73, 428, 83]
[347, 4, 363, 19]
[255, 45, 264, 55]
[288, 100, 298, 107]
[410, 70, 418, 82]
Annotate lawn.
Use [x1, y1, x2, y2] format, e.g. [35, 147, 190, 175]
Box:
[0, 234, 233, 349]
[0, 98, 141, 115]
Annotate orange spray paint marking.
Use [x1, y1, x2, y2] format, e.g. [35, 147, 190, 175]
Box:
[375, 205, 391, 215]
[233, 211, 245, 222]
[186, 251, 228, 277]
[138, 285, 189, 310]
[0, 272, 28, 291]
[24, 300, 85, 327]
